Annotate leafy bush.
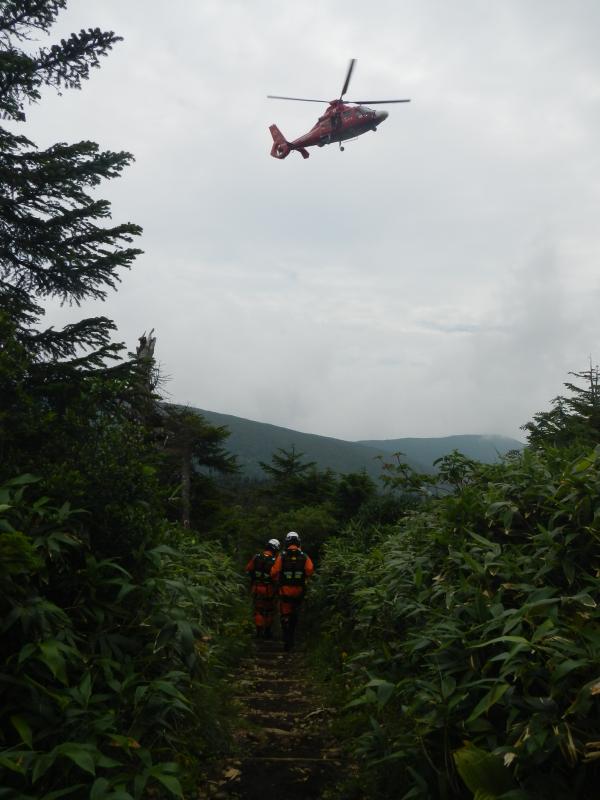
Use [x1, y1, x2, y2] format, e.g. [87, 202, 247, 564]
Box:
[0, 476, 246, 799]
[314, 447, 600, 799]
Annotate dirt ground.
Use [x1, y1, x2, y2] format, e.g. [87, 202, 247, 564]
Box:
[196, 636, 348, 799]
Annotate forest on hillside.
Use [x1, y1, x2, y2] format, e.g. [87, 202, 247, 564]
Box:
[2, 4, 600, 799]
[191, 407, 524, 481]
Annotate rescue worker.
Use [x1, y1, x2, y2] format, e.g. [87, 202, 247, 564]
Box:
[245, 538, 280, 639]
[271, 531, 314, 652]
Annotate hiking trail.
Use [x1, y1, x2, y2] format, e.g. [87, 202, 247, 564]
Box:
[196, 637, 349, 799]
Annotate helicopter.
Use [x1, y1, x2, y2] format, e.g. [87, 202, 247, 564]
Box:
[267, 59, 410, 160]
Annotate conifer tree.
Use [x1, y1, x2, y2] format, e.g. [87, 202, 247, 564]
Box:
[0, 0, 143, 473]
[161, 407, 237, 529]
[523, 364, 600, 449]
[259, 446, 338, 509]
[259, 445, 316, 482]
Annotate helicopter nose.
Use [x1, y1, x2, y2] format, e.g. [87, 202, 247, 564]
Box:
[376, 110, 389, 123]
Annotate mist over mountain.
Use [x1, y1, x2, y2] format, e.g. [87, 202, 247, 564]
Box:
[193, 408, 524, 480]
[358, 435, 524, 469]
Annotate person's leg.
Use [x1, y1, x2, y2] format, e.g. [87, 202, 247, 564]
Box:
[254, 596, 268, 637]
[263, 596, 275, 639]
[287, 610, 298, 649]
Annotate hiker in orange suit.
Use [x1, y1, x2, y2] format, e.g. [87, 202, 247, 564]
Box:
[245, 538, 280, 639]
[271, 531, 314, 651]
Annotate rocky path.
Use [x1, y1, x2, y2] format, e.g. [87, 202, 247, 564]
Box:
[197, 638, 346, 799]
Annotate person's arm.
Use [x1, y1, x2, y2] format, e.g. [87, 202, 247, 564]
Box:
[245, 556, 255, 575]
[270, 554, 282, 582]
[304, 555, 315, 578]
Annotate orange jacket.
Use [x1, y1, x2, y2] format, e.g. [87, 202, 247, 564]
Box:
[245, 550, 278, 596]
[270, 544, 314, 598]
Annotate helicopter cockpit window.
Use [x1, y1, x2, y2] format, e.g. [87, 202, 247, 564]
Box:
[343, 110, 352, 118]
[357, 105, 373, 116]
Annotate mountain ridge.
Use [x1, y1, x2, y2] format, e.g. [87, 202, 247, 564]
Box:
[358, 434, 524, 469]
[189, 407, 524, 481]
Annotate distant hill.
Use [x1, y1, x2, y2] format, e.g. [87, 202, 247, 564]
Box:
[191, 408, 392, 481]
[358, 435, 524, 469]
[190, 407, 524, 480]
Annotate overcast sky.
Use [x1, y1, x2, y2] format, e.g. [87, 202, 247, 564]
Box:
[28, 0, 600, 441]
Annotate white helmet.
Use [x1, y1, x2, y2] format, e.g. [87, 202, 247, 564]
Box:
[285, 531, 301, 546]
[267, 538, 280, 551]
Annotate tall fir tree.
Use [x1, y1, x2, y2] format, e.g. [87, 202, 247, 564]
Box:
[161, 406, 237, 529]
[259, 445, 316, 482]
[0, 0, 143, 476]
[522, 364, 600, 449]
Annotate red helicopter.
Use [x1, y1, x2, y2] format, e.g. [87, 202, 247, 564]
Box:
[268, 59, 410, 160]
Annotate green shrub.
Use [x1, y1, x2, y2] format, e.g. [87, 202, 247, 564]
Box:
[314, 447, 600, 799]
[0, 476, 246, 799]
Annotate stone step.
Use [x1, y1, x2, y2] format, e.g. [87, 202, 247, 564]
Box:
[231, 758, 342, 800]
[241, 695, 312, 714]
[245, 711, 295, 730]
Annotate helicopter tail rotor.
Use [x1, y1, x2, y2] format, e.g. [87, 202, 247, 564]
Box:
[269, 124, 310, 159]
[269, 124, 291, 159]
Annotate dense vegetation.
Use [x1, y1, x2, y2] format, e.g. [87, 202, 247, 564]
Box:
[2, 5, 599, 800]
[311, 367, 600, 799]
[0, 4, 245, 798]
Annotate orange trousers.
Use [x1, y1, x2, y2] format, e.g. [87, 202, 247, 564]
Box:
[252, 585, 276, 628]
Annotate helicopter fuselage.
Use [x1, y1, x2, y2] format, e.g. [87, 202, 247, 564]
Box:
[270, 100, 388, 159]
[296, 101, 388, 147]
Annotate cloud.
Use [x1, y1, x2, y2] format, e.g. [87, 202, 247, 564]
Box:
[27, 0, 600, 441]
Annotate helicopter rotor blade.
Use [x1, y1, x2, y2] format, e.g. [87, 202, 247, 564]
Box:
[340, 58, 356, 99]
[267, 95, 330, 103]
[348, 99, 411, 104]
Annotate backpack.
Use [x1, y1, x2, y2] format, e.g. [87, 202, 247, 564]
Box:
[280, 549, 308, 587]
[252, 551, 276, 584]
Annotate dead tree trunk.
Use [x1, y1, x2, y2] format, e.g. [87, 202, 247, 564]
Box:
[181, 434, 191, 529]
